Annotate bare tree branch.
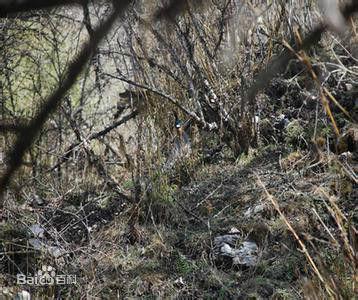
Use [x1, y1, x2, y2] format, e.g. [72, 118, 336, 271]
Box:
[50, 109, 138, 171]
[0, 0, 82, 17]
[0, 0, 132, 203]
[103, 72, 218, 131]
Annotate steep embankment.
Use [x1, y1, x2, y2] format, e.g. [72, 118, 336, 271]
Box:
[1, 145, 356, 299]
[71, 145, 356, 298]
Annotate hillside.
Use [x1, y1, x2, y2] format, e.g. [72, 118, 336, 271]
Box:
[0, 1, 357, 299]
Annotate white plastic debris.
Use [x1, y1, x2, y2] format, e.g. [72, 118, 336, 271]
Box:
[244, 204, 265, 218]
[29, 224, 44, 238]
[232, 241, 258, 267]
[214, 232, 259, 267]
[15, 290, 31, 300]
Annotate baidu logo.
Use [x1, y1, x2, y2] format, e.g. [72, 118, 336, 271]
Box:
[17, 266, 76, 286]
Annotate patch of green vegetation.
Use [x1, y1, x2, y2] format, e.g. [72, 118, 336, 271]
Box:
[269, 217, 287, 237]
[320, 125, 333, 139]
[285, 120, 305, 148]
[271, 289, 294, 300]
[148, 171, 177, 204]
[122, 179, 134, 190]
[236, 148, 259, 166]
[175, 252, 195, 275]
[317, 250, 356, 299]
[264, 254, 303, 282]
[97, 195, 111, 209]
